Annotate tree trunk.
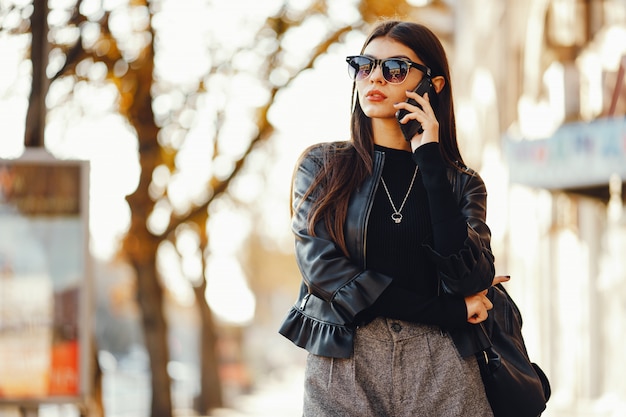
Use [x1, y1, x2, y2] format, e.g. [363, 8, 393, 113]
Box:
[194, 281, 223, 414]
[125, 141, 171, 415]
[133, 253, 173, 417]
[125, 136, 173, 416]
[123, 33, 173, 413]
[24, 0, 48, 147]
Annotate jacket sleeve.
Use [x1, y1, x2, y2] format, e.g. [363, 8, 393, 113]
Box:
[291, 145, 393, 324]
[414, 143, 495, 296]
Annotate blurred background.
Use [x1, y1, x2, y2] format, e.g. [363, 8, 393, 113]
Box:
[0, 0, 625, 416]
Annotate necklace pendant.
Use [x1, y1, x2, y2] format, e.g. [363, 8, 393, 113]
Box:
[380, 166, 418, 226]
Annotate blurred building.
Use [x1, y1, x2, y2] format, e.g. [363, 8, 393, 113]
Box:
[423, 1, 626, 416]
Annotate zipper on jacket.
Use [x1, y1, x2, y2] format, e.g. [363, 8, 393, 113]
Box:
[299, 293, 311, 310]
[437, 275, 447, 337]
[363, 151, 385, 268]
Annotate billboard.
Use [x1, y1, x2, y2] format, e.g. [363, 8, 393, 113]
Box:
[0, 149, 91, 403]
[505, 117, 626, 189]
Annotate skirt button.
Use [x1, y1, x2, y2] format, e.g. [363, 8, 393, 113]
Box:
[391, 322, 402, 333]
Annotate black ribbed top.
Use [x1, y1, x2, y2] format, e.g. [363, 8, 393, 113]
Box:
[367, 145, 437, 295]
[358, 143, 469, 328]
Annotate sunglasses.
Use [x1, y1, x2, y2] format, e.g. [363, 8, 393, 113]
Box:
[346, 55, 431, 84]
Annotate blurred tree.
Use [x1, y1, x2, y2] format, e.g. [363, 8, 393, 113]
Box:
[12, 0, 421, 415]
[23, 0, 47, 148]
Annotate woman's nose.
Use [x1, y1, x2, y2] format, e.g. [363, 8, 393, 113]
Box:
[368, 63, 385, 83]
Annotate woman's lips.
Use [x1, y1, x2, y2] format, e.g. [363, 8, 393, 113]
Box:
[366, 90, 387, 102]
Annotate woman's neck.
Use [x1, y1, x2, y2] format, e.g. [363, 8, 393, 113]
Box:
[371, 118, 412, 151]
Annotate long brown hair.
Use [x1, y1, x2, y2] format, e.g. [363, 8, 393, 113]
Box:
[298, 20, 463, 257]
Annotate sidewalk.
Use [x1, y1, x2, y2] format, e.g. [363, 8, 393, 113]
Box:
[203, 366, 304, 417]
[0, 367, 304, 417]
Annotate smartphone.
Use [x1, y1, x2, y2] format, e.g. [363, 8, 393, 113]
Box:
[395, 77, 438, 141]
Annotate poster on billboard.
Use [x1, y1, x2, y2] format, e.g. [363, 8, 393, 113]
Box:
[505, 117, 626, 190]
[0, 149, 90, 404]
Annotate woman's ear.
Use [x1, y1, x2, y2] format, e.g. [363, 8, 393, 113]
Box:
[432, 76, 446, 93]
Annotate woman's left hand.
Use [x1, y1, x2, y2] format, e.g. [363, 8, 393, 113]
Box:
[393, 91, 439, 150]
[464, 290, 493, 324]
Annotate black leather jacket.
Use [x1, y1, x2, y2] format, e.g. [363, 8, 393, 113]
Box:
[279, 142, 494, 358]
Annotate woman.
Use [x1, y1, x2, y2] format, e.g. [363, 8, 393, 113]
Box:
[279, 20, 503, 416]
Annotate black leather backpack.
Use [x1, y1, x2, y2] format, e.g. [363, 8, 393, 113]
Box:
[477, 283, 552, 417]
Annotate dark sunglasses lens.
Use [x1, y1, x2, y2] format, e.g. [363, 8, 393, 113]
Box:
[348, 56, 373, 81]
[382, 60, 408, 83]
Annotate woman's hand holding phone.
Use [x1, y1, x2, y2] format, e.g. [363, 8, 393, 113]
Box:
[394, 77, 439, 149]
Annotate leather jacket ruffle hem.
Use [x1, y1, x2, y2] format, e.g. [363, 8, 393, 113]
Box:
[278, 141, 495, 358]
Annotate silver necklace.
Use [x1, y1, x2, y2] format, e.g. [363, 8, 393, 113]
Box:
[380, 166, 418, 224]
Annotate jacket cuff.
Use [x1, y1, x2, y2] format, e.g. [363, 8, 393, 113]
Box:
[423, 226, 495, 296]
[330, 270, 394, 322]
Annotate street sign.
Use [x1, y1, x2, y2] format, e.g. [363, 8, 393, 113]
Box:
[0, 149, 91, 405]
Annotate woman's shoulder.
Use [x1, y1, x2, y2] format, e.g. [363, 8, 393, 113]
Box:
[447, 160, 487, 197]
[446, 158, 481, 179]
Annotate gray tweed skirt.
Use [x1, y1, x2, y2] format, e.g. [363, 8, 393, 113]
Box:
[303, 317, 494, 417]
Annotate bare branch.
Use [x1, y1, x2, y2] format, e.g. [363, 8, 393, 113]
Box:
[159, 24, 355, 238]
